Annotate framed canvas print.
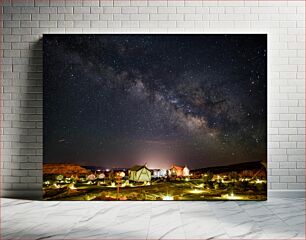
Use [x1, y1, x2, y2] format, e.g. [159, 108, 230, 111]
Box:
[43, 34, 267, 201]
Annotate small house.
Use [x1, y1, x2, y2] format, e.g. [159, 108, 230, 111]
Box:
[169, 165, 184, 177]
[182, 166, 190, 177]
[153, 169, 167, 178]
[129, 165, 151, 182]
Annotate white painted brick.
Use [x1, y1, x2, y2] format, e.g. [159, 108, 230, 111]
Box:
[83, 0, 99, 6]
[39, 21, 57, 28]
[83, 14, 100, 20]
[65, 14, 83, 20]
[131, 0, 147, 7]
[297, 176, 305, 183]
[280, 162, 296, 169]
[280, 176, 296, 183]
[280, 142, 296, 149]
[271, 121, 288, 128]
[272, 169, 289, 176]
[90, 7, 104, 13]
[139, 7, 157, 13]
[35, 0, 49, 7]
[168, 14, 184, 21]
[158, 7, 176, 14]
[150, 13, 168, 21]
[32, 13, 49, 20]
[251, 7, 279, 14]
[21, 21, 39, 28]
[148, 1, 167, 7]
[65, 1, 82, 7]
[202, 14, 218, 20]
[121, 7, 138, 14]
[50, 14, 65, 20]
[139, 21, 158, 28]
[90, 21, 108, 28]
[289, 121, 305, 128]
[219, 13, 244, 20]
[195, 7, 209, 14]
[57, 7, 73, 14]
[74, 7, 90, 13]
[288, 155, 304, 162]
[289, 169, 304, 176]
[49, 0, 65, 6]
[121, 20, 139, 28]
[271, 183, 288, 189]
[185, 14, 202, 21]
[158, 20, 176, 28]
[39, 6, 57, 13]
[130, 14, 149, 21]
[73, 20, 90, 28]
[269, 176, 279, 183]
[279, 128, 297, 135]
[103, 7, 121, 14]
[184, 1, 202, 7]
[177, 7, 195, 14]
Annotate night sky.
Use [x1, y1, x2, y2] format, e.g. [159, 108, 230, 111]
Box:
[43, 34, 267, 169]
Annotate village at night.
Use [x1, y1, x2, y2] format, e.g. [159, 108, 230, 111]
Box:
[43, 34, 267, 201]
[43, 162, 267, 201]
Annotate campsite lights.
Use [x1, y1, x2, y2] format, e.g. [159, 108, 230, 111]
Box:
[189, 189, 204, 194]
[223, 192, 242, 200]
[116, 171, 125, 200]
[163, 195, 174, 200]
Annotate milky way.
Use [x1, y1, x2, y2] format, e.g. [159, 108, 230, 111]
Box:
[43, 34, 267, 169]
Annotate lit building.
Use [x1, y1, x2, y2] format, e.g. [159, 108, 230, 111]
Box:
[169, 165, 184, 177]
[153, 169, 167, 178]
[182, 166, 190, 177]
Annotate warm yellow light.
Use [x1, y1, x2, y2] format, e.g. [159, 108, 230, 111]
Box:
[189, 189, 204, 194]
[222, 193, 242, 200]
[163, 195, 173, 200]
[69, 184, 77, 190]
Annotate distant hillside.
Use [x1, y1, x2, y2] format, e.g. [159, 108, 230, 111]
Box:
[191, 161, 266, 174]
[43, 164, 91, 176]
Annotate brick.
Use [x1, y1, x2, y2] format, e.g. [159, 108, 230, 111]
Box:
[287, 183, 305, 189]
[280, 176, 296, 183]
[57, 7, 73, 14]
[39, 7, 57, 14]
[121, 7, 138, 14]
[139, 7, 157, 13]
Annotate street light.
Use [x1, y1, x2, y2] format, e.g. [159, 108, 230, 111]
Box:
[116, 171, 125, 200]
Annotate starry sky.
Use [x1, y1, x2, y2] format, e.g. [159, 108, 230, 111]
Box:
[43, 34, 267, 169]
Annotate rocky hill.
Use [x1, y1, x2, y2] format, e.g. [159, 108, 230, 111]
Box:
[43, 164, 91, 176]
[191, 161, 267, 177]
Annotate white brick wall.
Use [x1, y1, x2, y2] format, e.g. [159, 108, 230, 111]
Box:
[1, 0, 305, 196]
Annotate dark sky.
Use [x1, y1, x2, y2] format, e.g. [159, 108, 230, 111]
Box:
[43, 34, 267, 169]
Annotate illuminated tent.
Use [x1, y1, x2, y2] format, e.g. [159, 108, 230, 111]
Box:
[128, 165, 151, 182]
